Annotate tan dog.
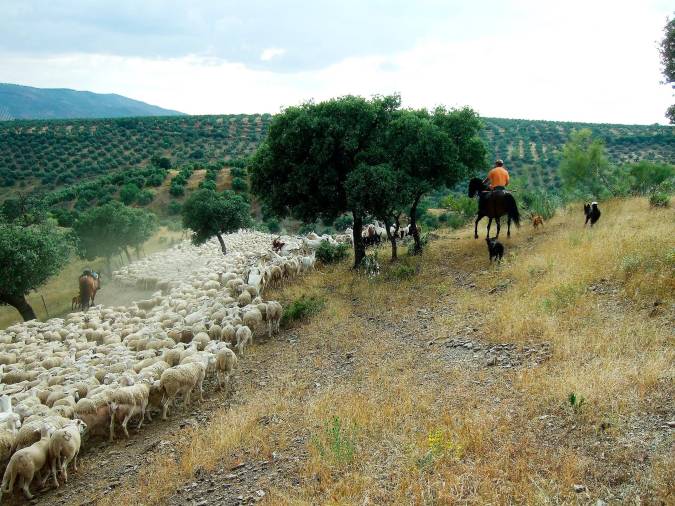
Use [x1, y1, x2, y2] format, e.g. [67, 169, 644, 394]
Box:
[532, 215, 544, 229]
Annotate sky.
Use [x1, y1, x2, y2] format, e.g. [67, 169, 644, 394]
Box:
[1, 0, 673, 124]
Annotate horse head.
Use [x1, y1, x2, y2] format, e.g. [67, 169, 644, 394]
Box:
[468, 178, 487, 198]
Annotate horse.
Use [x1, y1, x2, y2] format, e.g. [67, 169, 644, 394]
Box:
[78, 274, 101, 311]
[468, 178, 520, 239]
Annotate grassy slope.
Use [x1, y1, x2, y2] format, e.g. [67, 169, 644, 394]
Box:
[98, 197, 673, 504]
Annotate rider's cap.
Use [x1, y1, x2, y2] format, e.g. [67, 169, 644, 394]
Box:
[495, 159, 504, 166]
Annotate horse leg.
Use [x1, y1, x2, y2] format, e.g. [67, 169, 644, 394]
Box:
[474, 215, 483, 239]
[486, 217, 493, 239]
[507, 216, 512, 238]
[495, 217, 501, 239]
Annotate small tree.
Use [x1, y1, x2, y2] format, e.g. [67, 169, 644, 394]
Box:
[120, 183, 141, 205]
[73, 202, 157, 269]
[0, 222, 72, 321]
[559, 129, 612, 198]
[659, 15, 675, 123]
[181, 189, 252, 255]
[384, 107, 485, 253]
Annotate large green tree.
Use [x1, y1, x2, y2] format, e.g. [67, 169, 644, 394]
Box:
[250, 95, 399, 267]
[385, 107, 484, 253]
[559, 129, 613, 198]
[0, 222, 72, 321]
[659, 15, 675, 123]
[73, 202, 157, 269]
[181, 189, 252, 255]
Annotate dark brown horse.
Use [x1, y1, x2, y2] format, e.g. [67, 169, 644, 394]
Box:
[78, 274, 101, 310]
[468, 178, 520, 239]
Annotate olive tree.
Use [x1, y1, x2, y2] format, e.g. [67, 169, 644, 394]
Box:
[659, 15, 675, 123]
[559, 129, 613, 198]
[250, 95, 399, 267]
[0, 222, 72, 321]
[73, 202, 157, 270]
[181, 189, 252, 255]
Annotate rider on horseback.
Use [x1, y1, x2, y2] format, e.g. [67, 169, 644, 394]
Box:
[483, 160, 510, 191]
[82, 268, 99, 280]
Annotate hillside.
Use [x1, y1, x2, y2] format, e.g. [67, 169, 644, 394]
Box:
[16, 197, 673, 505]
[0, 114, 672, 200]
[0, 83, 184, 120]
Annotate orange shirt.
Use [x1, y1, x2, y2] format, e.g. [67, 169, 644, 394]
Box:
[487, 166, 509, 188]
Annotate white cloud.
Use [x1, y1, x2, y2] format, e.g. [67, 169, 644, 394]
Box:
[1, 0, 672, 124]
[260, 48, 286, 62]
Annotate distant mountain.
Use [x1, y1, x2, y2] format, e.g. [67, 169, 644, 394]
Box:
[0, 83, 185, 120]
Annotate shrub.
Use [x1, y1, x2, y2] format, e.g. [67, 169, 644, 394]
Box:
[360, 251, 380, 278]
[231, 176, 248, 193]
[445, 213, 466, 229]
[312, 416, 356, 466]
[315, 240, 350, 265]
[649, 192, 671, 208]
[199, 179, 217, 191]
[442, 194, 475, 219]
[120, 183, 141, 204]
[407, 233, 428, 255]
[137, 189, 155, 206]
[385, 262, 416, 281]
[169, 184, 185, 197]
[265, 217, 281, 233]
[281, 295, 325, 327]
[167, 201, 182, 215]
[333, 214, 353, 232]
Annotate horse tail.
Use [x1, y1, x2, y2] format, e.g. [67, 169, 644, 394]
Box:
[79, 277, 91, 310]
[506, 194, 520, 227]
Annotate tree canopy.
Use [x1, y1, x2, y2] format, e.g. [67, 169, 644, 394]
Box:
[250, 95, 400, 266]
[0, 222, 72, 320]
[250, 95, 485, 264]
[559, 129, 612, 198]
[181, 189, 252, 254]
[73, 202, 157, 266]
[659, 15, 675, 123]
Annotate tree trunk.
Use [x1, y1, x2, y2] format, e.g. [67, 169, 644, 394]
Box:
[216, 233, 227, 255]
[409, 195, 422, 255]
[383, 217, 398, 261]
[352, 213, 365, 268]
[0, 293, 37, 321]
[123, 246, 133, 264]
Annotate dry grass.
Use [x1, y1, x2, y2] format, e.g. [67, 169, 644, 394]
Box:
[98, 197, 673, 505]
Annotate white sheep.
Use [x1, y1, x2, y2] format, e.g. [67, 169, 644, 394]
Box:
[0, 423, 54, 501]
[48, 419, 87, 487]
[0, 413, 22, 468]
[215, 348, 237, 390]
[234, 326, 253, 357]
[109, 382, 150, 441]
[159, 363, 206, 420]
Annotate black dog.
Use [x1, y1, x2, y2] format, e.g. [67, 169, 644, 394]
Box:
[486, 237, 504, 263]
[584, 202, 601, 226]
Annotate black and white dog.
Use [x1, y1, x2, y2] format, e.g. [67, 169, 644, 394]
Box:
[486, 237, 504, 263]
[584, 202, 601, 226]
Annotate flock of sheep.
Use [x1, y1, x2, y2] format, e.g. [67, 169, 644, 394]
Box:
[0, 230, 319, 502]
